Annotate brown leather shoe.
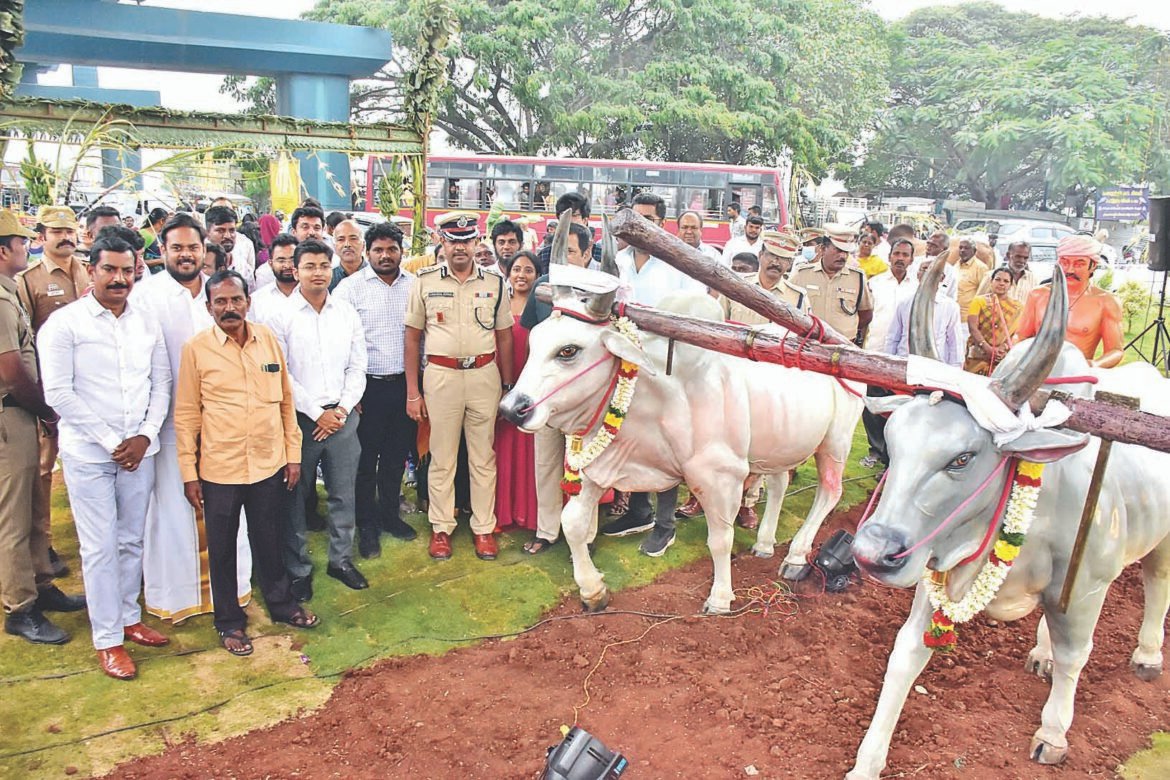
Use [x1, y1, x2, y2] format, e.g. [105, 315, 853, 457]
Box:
[97, 646, 137, 680]
[736, 505, 759, 530]
[124, 622, 169, 647]
[429, 531, 452, 560]
[473, 533, 498, 560]
[675, 495, 703, 519]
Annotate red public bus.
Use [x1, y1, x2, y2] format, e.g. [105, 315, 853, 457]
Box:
[364, 154, 787, 246]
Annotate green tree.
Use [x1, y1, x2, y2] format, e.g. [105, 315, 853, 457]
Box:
[282, 0, 888, 174]
[848, 2, 1170, 211]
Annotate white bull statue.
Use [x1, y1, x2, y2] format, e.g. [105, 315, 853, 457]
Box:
[847, 264, 1170, 778]
[498, 219, 863, 613]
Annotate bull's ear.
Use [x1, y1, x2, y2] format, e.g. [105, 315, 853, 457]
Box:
[864, 394, 912, 416]
[599, 329, 657, 376]
[999, 428, 1091, 463]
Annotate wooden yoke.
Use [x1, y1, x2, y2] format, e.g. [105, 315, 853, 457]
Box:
[535, 285, 1170, 455]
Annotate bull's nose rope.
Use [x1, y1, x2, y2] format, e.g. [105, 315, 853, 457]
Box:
[892, 457, 1010, 560]
[519, 354, 612, 415]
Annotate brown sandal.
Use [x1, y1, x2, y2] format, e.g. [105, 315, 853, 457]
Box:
[277, 608, 319, 629]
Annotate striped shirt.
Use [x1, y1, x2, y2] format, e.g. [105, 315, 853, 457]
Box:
[332, 265, 414, 374]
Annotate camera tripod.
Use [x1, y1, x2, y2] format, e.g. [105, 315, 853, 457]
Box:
[1125, 269, 1170, 373]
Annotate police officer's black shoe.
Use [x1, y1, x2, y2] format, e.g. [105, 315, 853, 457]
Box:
[35, 584, 87, 612]
[5, 609, 69, 644]
[382, 515, 418, 541]
[290, 576, 313, 603]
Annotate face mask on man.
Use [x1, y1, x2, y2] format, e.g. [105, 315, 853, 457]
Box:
[802, 246, 816, 261]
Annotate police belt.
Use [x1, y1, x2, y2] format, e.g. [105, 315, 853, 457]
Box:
[427, 352, 496, 370]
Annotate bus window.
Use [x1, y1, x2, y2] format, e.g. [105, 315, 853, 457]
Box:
[627, 185, 678, 218]
[762, 184, 780, 223]
[681, 188, 725, 222]
[488, 179, 532, 211]
[729, 184, 761, 213]
[445, 178, 483, 209]
[426, 177, 446, 208]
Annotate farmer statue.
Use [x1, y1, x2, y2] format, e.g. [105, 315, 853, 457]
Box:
[1014, 234, 1123, 368]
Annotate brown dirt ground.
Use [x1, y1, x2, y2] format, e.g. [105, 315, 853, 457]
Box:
[109, 506, 1170, 779]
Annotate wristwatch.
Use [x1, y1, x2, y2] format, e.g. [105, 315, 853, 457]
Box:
[502, 383, 515, 392]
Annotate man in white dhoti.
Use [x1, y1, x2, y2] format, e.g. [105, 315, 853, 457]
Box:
[130, 214, 252, 622]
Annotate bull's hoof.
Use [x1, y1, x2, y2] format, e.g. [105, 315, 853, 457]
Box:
[780, 561, 809, 581]
[702, 599, 732, 615]
[580, 590, 609, 613]
[1131, 661, 1163, 682]
[1025, 649, 1054, 682]
[752, 544, 775, 559]
[1029, 737, 1068, 765]
[844, 770, 878, 780]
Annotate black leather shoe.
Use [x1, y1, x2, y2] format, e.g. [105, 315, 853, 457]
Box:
[5, 609, 69, 644]
[48, 547, 69, 578]
[290, 576, 313, 603]
[358, 528, 382, 559]
[381, 515, 418, 541]
[35, 584, 87, 612]
[327, 562, 369, 590]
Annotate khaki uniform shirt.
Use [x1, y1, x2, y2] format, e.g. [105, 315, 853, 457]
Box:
[174, 323, 302, 485]
[15, 254, 90, 332]
[789, 262, 873, 340]
[404, 263, 511, 358]
[0, 275, 38, 398]
[721, 273, 808, 326]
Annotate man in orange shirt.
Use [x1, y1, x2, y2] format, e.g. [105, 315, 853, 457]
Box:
[174, 270, 318, 656]
[1015, 235, 1123, 368]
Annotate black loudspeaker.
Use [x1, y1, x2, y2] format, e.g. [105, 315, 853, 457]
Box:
[1149, 196, 1170, 272]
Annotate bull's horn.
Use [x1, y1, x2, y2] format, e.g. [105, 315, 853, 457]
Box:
[908, 258, 943, 360]
[549, 210, 572, 266]
[599, 214, 619, 277]
[990, 266, 1068, 409]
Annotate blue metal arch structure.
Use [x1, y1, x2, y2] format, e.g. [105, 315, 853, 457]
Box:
[15, 0, 396, 209]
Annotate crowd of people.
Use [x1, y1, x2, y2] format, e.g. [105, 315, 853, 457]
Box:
[0, 186, 1123, 678]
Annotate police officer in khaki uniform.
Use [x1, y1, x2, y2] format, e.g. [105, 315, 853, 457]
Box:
[404, 212, 515, 562]
[721, 230, 808, 325]
[0, 211, 84, 644]
[15, 206, 90, 579]
[790, 222, 873, 345]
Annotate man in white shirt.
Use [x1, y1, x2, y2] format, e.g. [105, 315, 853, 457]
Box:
[270, 240, 369, 599]
[130, 214, 252, 624]
[40, 236, 172, 680]
[205, 206, 255, 291]
[677, 210, 724, 269]
[864, 221, 891, 262]
[615, 196, 706, 307]
[910, 230, 958, 299]
[720, 215, 765, 266]
[727, 202, 746, 239]
[249, 234, 299, 325]
[334, 222, 417, 558]
[860, 238, 918, 469]
[885, 258, 963, 367]
[607, 193, 702, 556]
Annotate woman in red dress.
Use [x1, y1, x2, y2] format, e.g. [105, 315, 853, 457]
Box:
[494, 251, 540, 531]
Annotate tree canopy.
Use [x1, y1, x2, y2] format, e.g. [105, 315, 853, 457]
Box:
[846, 2, 1169, 212]
[285, 0, 886, 175]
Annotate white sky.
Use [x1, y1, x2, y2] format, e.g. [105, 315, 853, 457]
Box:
[27, 0, 1170, 113]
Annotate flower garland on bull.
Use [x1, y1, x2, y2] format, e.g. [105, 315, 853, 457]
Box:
[923, 460, 1045, 652]
[561, 316, 642, 495]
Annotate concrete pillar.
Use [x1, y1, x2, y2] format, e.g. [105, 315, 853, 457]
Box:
[275, 73, 353, 212]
